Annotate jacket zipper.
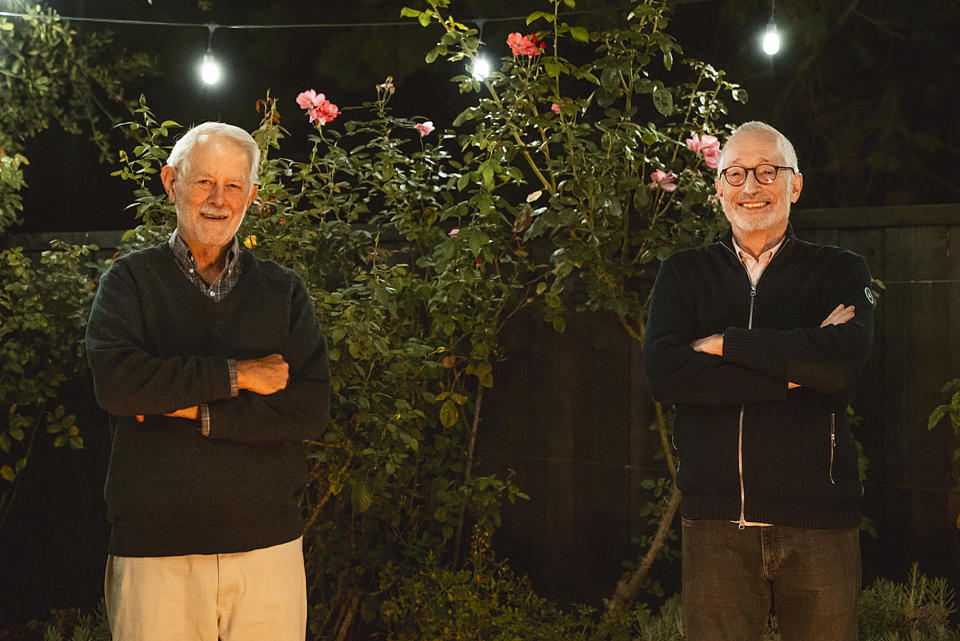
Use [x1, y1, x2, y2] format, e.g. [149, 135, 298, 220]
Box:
[720, 236, 790, 529]
[829, 412, 837, 485]
[736, 284, 757, 528]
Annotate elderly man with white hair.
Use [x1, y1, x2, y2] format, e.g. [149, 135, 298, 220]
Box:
[643, 121, 874, 640]
[86, 122, 330, 641]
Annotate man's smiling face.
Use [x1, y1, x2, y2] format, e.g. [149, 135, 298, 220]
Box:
[715, 129, 803, 237]
[165, 135, 257, 255]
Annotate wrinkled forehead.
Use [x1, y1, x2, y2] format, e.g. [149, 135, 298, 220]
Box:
[722, 130, 785, 167]
[186, 135, 252, 175]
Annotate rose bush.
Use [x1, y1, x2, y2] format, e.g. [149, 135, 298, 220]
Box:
[108, 0, 745, 637]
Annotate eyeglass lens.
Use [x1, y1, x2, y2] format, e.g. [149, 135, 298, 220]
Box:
[724, 164, 780, 186]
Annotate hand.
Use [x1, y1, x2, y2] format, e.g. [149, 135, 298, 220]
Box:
[236, 353, 289, 395]
[820, 304, 855, 328]
[690, 333, 723, 356]
[135, 406, 199, 422]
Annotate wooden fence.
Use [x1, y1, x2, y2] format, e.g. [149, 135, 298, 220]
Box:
[479, 203, 960, 606]
[1, 203, 958, 616]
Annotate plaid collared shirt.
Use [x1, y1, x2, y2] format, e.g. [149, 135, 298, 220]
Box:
[168, 231, 241, 435]
[168, 231, 243, 302]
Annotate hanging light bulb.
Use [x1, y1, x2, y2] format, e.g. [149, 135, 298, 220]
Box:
[199, 24, 222, 86]
[762, 24, 781, 56]
[471, 56, 491, 80]
[470, 20, 490, 81]
[760, 0, 781, 56]
[200, 51, 222, 85]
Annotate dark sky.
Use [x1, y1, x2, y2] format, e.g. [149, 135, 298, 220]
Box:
[15, 0, 960, 233]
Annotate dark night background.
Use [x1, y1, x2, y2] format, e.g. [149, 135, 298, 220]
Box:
[16, 0, 960, 234]
[3, 0, 960, 623]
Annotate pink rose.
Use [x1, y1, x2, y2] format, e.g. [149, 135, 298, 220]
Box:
[297, 89, 339, 125]
[296, 89, 320, 110]
[648, 169, 678, 192]
[415, 121, 435, 137]
[685, 133, 721, 169]
[309, 99, 340, 125]
[448, 228, 459, 237]
[507, 32, 542, 57]
[702, 147, 720, 169]
[551, 103, 561, 114]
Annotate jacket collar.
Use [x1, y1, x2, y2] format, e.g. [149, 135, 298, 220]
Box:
[718, 222, 797, 256]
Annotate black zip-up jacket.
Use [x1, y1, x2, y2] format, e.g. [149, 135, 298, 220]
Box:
[643, 227, 874, 528]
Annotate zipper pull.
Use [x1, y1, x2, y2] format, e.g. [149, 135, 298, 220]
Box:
[738, 516, 747, 530]
[750, 285, 757, 298]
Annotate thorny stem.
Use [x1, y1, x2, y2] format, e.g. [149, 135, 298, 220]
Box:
[451, 376, 487, 568]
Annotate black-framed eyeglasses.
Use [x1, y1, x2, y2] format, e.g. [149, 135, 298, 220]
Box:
[720, 164, 794, 186]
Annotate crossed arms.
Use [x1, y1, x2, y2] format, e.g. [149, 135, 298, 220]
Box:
[86, 257, 330, 442]
[642, 251, 874, 406]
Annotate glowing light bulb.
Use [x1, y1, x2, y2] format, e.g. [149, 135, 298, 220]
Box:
[762, 27, 781, 56]
[200, 52, 221, 85]
[472, 57, 491, 80]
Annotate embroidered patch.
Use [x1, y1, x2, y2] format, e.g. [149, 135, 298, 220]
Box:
[864, 286, 876, 306]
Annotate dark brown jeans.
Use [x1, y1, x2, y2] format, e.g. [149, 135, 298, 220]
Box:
[681, 518, 860, 641]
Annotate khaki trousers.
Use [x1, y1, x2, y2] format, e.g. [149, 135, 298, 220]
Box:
[105, 536, 306, 641]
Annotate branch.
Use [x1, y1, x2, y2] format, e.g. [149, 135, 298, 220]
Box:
[451, 379, 486, 568]
[604, 484, 681, 613]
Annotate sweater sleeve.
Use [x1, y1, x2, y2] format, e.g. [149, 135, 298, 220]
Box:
[721, 252, 874, 394]
[205, 275, 331, 443]
[643, 256, 789, 406]
[85, 257, 234, 416]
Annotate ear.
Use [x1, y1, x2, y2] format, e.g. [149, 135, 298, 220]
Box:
[789, 172, 803, 203]
[245, 184, 258, 210]
[160, 165, 178, 201]
[714, 176, 724, 199]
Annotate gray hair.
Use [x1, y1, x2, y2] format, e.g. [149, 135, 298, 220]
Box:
[166, 122, 260, 191]
[718, 121, 799, 173]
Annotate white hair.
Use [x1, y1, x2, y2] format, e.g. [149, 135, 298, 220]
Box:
[166, 122, 260, 191]
[718, 121, 799, 173]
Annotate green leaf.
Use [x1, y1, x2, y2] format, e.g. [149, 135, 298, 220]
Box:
[526, 11, 555, 25]
[440, 399, 458, 428]
[0, 465, 14, 483]
[652, 83, 673, 116]
[351, 481, 374, 514]
[732, 88, 748, 103]
[570, 26, 589, 43]
[418, 12, 431, 27]
[929, 405, 950, 430]
[425, 49, 439, 64]
[543, 59, 563, 78]
[468, 231, 489, 257]
[600, 67, 620, 92]
[399, 7, 421, 18]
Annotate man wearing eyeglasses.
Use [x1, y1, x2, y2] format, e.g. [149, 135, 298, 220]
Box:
[643, 121, 874, 640]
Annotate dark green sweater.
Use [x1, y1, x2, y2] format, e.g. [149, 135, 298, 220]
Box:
[86, 243, 330, 556]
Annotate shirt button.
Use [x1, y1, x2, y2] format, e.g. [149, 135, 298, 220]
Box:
[189, 268, 195, 274]
[209, 291, 216, 297]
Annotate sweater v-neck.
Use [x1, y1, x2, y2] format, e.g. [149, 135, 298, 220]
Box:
[162, 243, 250, 307]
